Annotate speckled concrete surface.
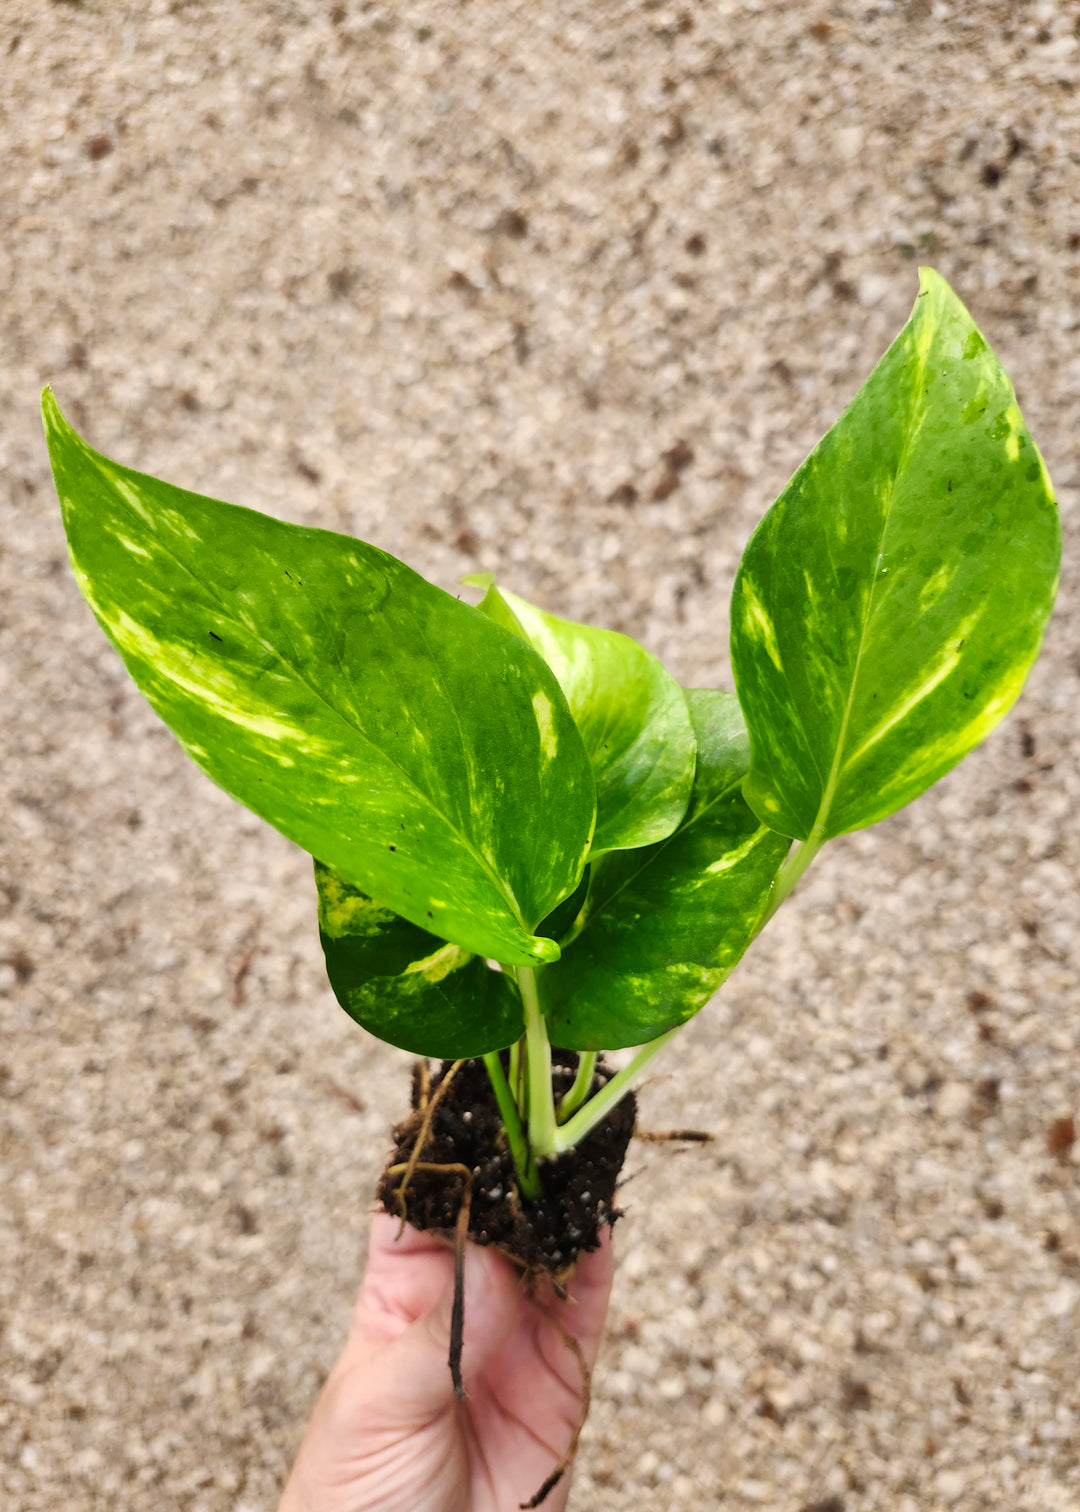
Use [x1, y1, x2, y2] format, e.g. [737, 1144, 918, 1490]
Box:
[2, 3, 1078, 1509]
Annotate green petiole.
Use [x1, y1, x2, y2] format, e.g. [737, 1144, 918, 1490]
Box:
[516, 966, 558, 1160]
[482, 1050, 543, 1203]
[551, 1026, 680, 1155]
[557, 1050, 597, 1123]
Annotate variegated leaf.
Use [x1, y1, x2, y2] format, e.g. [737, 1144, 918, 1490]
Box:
[731, 268, 1061, 842]
[541, 691, 790, 1050]
[466, 575, 696, 855]
[315, 861, 522, 1058]
[45, 393, 596, 967]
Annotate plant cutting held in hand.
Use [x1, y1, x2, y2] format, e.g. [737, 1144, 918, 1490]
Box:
[45, 269, 1059, 1489]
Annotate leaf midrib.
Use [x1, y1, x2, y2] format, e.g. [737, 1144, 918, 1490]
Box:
[807, 319, 931, 842]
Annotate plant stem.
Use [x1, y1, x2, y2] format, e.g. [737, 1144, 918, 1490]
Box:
[517, 966, 558, 1159]
[482, 1051, 543, 1203]
[756, 832, 824, 932]
[515, 1036, 527, 1111]
[557, 1050, 597, 1123]
[508, 1036, 522, 1113]
[551, 1026, 681, 1155]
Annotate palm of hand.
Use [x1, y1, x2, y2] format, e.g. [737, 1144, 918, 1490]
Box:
[279, 1214, 615, 1512]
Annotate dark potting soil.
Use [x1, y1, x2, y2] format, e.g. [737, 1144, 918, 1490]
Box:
[377, 1052, 636, 1277]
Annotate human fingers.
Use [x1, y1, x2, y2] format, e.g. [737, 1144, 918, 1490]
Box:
[343, 1229, 522, 1424]
[559, 1227, 616, 1367]
[353, 1213, 458, 1339]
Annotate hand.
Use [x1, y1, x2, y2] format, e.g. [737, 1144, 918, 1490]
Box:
[277, 1212, 615, 1512]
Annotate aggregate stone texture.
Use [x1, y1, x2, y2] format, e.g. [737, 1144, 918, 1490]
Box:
[1, 2, 1078, 1509]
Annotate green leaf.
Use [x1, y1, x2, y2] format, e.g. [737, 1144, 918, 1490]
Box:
[315, 861, 522, 1058]
[44, 392, 596, 967]
[541, 691, 790, 1050]
[536, 863, 591, 946]
[466, 575, 696, 854]
[731, 268, 1061, 842]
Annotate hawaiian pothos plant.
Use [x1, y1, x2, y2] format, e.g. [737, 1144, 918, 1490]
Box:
[45, 270, 1060, 1203]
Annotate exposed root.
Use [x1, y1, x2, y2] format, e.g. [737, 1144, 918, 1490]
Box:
[393, 1058, 464, 1232]
[415, 1058, 432, 1112]
[450, 1184, 473, 1401]
[519, 1288, 592, 1510]
[383, 1158, 476, 1396]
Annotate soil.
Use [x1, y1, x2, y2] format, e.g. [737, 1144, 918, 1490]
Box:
[377, 1054, 636, 1278]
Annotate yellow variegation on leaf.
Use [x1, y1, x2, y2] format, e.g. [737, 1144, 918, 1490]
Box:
[731, 269, 1060, 844]
[315, 861, 522, 1058]
[466, 575, 696, 856]
[44, 393, 596, 968]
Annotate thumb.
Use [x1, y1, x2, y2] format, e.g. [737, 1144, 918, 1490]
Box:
[379, 1240, 521, 1418]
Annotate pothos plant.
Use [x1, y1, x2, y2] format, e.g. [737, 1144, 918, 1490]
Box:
[45, 265, 1059, 1281]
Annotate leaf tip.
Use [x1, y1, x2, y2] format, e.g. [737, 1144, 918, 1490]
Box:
[529, 936, 561, 965]
[40, 385, 64, 436]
